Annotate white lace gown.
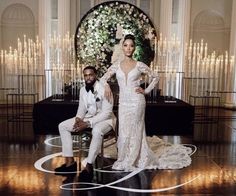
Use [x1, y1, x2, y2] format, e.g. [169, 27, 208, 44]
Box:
[101, 61, 192, 171]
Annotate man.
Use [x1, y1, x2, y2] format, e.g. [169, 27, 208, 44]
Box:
[55, 66, 116, 181]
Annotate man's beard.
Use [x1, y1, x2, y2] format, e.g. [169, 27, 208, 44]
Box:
[85, 79, 96, 89]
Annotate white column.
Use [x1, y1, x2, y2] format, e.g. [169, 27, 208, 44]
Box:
[225, 0, 236, 108]
[177, 0, 191, 72]
[175, 0, 191, 99]
[150, 0, 160, 30]
[160, 0, 172, 39]
[136, 0, 141, 7]
[96, 0, 101, 5]
[38, 0, 52, 97]
[91, 0, 95, 7]
[58, 0, 70, 36]
[70, 0, 78, 34]
[0, 24, 1, 50]
[77, 0, 81, 22]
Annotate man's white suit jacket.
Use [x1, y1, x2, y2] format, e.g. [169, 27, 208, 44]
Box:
[76, 81, 116, 130]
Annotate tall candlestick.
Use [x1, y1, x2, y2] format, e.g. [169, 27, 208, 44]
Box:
[229, 56, 235, 91]
[204, 43, 208, 58]
[166, 71, 169, 97]
[200, 39, 204, 59]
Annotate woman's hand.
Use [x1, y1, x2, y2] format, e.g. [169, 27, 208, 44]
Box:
[135, 87, 145, 94]
[104, 84, 113, 103]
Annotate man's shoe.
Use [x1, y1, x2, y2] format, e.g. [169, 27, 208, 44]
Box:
[54, 162, 77, 175]
[62, 173, 76, 183]
[54, 163, 66, 172]
[78, 169, 93, 182]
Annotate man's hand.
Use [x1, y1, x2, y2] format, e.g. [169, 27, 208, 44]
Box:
[73, 117, 89, 132]
[76, 121, 89, 132]
[73, 117, 82, 130]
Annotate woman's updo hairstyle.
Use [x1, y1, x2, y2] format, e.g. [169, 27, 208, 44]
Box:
[123, 34, 135, 46]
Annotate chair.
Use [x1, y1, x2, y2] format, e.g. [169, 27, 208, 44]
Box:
[71, 122, 118, 170]
[72, 93, 119, 170]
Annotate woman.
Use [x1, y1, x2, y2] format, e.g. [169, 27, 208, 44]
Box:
[100, 34, 192, 171]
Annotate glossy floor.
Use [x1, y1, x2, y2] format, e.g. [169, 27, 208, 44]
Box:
[0, 108, 236, 195]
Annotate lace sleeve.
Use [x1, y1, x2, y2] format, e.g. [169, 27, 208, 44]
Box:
[100, 63, 118, 85]
[137, 62, 159, 94]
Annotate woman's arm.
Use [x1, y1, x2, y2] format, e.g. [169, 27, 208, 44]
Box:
[100, 63, 118, 102]
[100, 63, 117, 83]
[138, 62, 159, 94]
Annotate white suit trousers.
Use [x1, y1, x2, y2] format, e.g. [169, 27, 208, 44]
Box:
[58, 117, 112, 164]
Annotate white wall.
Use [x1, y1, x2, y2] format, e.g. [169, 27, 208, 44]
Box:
[190, 0, 232, 27]
[0, 0, 38, 21]
[0, 0, 38, 49]
[190, 0, 232, 53]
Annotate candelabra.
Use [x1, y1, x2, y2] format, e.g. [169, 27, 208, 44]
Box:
[0, 35, 45, 103]
[48, 32, 83, 101]
[151, 33, 182, 100]
[151, 34, 235, 105]
[184, 39, 235, 105]
[0, 35, 45, 130]
[2, 32, 234, 106]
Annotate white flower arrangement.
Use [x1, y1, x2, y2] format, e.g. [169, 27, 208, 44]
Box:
[76, 1, 156, 77]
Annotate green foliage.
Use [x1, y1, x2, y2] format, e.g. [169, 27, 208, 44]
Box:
[76, 1, 156, 76]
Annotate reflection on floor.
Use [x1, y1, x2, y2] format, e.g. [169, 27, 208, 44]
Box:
[0, 108, 236, 195]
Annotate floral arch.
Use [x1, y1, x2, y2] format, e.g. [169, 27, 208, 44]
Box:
[75, 1, 157, 77]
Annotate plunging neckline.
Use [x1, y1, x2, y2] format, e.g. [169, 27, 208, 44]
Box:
[119, 61, 138, 85]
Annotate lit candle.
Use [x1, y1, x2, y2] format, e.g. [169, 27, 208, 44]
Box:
[192, 43, 196, 77]
[9, 46, 13, 73]
[225, 51, 228, 67]
[171, 70, 176, 97]
[209, 52, 215, 93]
[206, 56, 210, 92]
[0, 50, 3, 65]
[197, 48, 200, 76]
[0, 50, 3, 88]
[204, 43, 208, 58]
[200, 39, 204, 59]
[13, 49, 17, 74]
[229, 55, 235, 91]
[201, 58, 206, 95]
[188, 40, 192, 77]
[23, 35, 27, 54]
[163, 37, 167, 53]
[159, 33, 163, 49]
[215, 57, 220, 91]
[197, 42, 200, 56]
[169, 71, 173, 97]
[166, 71, 169, 97]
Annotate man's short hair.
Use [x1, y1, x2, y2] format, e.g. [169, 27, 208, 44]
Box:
[83, 66, 97, 74]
